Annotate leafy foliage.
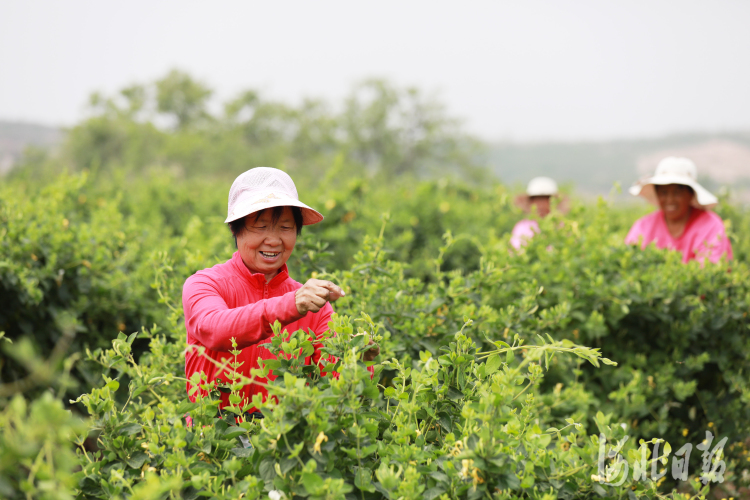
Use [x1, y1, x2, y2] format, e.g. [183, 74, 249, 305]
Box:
[2, 72, 750, 498]
[1, 167, 748, 498]
[11, 71, 481, 183]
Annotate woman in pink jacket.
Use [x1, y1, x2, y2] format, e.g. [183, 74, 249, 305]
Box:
[626, 157, 732, 264]
[183, 167, 377, 418]
[510, 176, 561, 249]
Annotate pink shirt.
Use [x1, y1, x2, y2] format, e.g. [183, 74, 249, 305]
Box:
[183, 252, 334, 411]
[510, 219, 540, 249]
[625, 209, 732, 264]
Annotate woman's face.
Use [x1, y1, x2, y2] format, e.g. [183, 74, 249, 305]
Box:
[236, 206, 297, 280]
[655, 184, 693, 222]
[529, 196, 551, 218]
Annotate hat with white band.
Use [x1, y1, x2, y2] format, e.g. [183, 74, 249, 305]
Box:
[629, 157, 717, 209]
[225, 167, 324, 225]
[526, 177, 558, 197]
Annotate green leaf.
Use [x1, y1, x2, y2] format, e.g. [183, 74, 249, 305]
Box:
[485, 354, 502, 374]
[279, 457, 297, 475]
[259, 458, 276, 481]
[118, 423, 142, 436]
[231, 447, 253, 458]
[424, 486, 446, 499]
[439, 414, 452, 432]
[262, 359, 281, 370]
[132, 384, 150, 398]
[223, 426, 246, 439]
[288, 441, 304, 458]
[520, 475, 535, 488]
[354, 467, 375, 492]
[503, 473, 521, 490]
[301, 472, 325, 495]
[125, 451, 148, 469]
[350, 335, 365, 348]
[437, 355, 452, 367]
[506, 349, 515, 365]
[361, 444, 378, 457]
[176, 401, 202, 415]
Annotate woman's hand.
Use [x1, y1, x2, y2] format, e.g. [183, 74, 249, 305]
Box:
[295, 279, 346, 315]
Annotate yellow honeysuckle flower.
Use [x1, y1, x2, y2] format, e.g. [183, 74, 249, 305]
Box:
[313, 431, 328, 455]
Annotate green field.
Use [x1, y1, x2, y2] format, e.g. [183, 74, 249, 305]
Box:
[1, 72, 749, 499]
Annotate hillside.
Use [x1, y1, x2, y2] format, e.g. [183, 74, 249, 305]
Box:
[487, 131, 750, 198]
[3, 118, 750, 202]
[0, 120, 63, 174]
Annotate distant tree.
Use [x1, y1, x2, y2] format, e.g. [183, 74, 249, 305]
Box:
[155, 70, 212, 130]
[225, 90, 294, 145]
[342, 79, 483, 179]
[120, 84, 148, 119]
[29, 71, 483, 181]
[223, 92, 339, 174]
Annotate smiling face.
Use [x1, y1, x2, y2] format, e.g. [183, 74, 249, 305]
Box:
[655, 184, 694, 223]
[236, 206, 298, 281]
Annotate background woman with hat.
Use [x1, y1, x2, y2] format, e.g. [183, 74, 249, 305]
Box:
[510, 176, 562, 249]
[182, 167, 377, 417]
[625, 157, 732, 264]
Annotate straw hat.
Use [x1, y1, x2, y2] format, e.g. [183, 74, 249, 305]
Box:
[514, 177, 569, 214]
[629, 157, 717, 209]
[225, 167, 324, 225]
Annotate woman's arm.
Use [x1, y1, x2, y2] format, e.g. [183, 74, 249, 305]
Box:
[183, 275, 303, 352]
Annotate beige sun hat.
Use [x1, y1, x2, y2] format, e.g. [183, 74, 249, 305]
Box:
[629, 157, 717, 209]
[225, 167, 324, 225]
[526, 177, 558, 196]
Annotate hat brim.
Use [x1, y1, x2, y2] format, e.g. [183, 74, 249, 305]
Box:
[224, 194, 324, 225]
[629, 174, 717, 209]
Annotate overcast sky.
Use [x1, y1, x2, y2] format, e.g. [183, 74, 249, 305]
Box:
[1, 1, 749, 141]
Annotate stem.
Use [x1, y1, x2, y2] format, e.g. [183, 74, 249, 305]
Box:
[513, 381, 534, 401]
[282, 434, 305, 468]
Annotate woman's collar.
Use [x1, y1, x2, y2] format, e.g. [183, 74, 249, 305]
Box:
[231, 251, 290, 287]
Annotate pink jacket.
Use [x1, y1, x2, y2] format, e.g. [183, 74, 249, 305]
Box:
[183, 251, 335, 412]
[625, 209, 733, 264]
[510, 219, 540, 249]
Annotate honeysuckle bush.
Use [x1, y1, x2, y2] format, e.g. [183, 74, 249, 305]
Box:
[325, 209, 750, 486]
[2, 169, 750, 497]
[0, 167, 538, 403]
[70, 297, 677, 500]
[61, 229, 737, 499]
[0, 172, 178, 400]
[0, 391, 89, 500]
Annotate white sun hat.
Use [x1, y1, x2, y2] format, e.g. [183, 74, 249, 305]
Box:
[225, 167, 324, 225]
[629, 157, 717, 209]
[526, 177, 558, 196]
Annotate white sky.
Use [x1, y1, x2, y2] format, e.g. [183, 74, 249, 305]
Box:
[1, 0, 749, 141]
